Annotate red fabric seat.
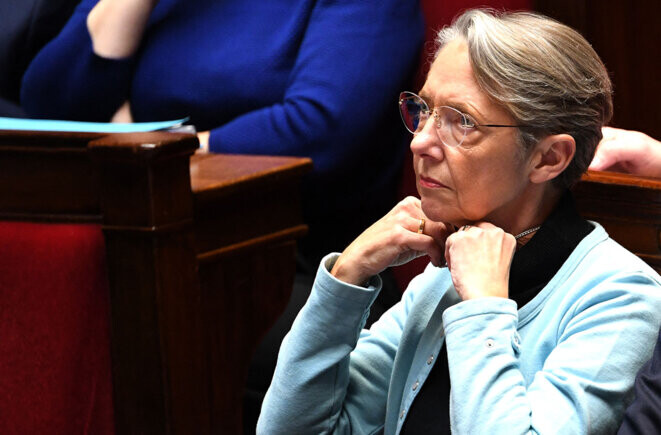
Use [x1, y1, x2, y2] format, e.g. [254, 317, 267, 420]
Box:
[0, 222, 114, 434]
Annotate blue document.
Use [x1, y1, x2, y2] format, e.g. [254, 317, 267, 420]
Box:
[0, 116, 189, 133]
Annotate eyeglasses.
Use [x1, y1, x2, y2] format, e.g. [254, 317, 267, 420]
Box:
[398, 91, 521, 148]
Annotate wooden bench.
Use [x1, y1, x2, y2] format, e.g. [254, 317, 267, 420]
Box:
[0, 130, 311, 434]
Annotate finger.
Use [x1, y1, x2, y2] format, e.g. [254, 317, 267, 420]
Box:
[589, 140, 628, 171]
[423, 219, 451, 243]
[601, 126, 620, 141]
[398, 196, 422, 212]
[402, 214, 445, 239]
[401, 214, 427, 235]
[444, 231, 460, 271]
[404, 232, 445, 267]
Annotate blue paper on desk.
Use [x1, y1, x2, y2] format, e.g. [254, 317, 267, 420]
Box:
[0, 116, 189, 133]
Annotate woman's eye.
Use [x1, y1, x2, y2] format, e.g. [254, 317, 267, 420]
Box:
[417, 103, 430, 116]
[460, 115, 476, 129]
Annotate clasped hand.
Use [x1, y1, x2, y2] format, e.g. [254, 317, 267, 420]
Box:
[331, 197, 516, 300]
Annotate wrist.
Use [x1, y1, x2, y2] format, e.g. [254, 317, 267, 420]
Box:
[330, 256, 369, 287]
[458, 282, 509, 300]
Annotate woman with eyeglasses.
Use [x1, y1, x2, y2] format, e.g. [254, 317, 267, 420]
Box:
[258, 9, 661, 434]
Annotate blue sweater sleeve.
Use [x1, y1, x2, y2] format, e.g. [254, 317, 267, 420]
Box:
[21, 0, 134, 121]
[208, 0, 423, 175]
[259, 253, 413, 434]
[443, 274, 661, 434]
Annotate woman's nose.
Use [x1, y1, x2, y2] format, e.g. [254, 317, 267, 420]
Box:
[410, 120, 444, 160]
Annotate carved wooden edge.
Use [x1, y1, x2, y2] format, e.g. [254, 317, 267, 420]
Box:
[575, 170, 661, 272]
[0, 130, 198, 156]
[197, 224, 308, 263]
[0, 129, 103, 150]
[89, 132, 207, 433]
[581, 170, 661, 190]
[89, 132, 199, 163]
[574, 170, 661, 223]
[0, 131, 200, 222]
[0, 212, 102, 223]
[191, 154, 313, 202]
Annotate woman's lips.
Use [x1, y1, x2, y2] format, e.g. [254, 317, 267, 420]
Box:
[419, 175, 448, 189]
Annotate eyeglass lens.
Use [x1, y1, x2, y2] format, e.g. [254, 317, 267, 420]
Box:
[398, 92, 469, 147]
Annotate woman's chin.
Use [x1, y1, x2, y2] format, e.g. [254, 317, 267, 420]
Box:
[420, 199, 460, 224]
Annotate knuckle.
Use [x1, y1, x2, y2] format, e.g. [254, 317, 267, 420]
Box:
[401, 196, 418, 207]
[393, 227, 408, 244]
[393, 209, 409, 222]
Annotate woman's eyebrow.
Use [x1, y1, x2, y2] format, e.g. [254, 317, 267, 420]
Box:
[418, 91, 486, 122]
[419, 91, 474, 112]
[448, 101, 475, 115]
[446, 101, 486, 121]
[417, 91, 433, 106]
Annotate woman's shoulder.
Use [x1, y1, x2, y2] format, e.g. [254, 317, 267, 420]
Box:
[516, 222, 661, 327]
[542, 222, 661, 318]
[575, 222, 660, 284]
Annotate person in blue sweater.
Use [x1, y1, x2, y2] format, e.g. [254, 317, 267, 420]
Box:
[258, 10, 661, 434]
[21, 0, 424, 267]
[20, 1, 424, 432]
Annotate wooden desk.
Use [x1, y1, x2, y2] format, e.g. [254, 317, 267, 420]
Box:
[574, 170, 661, 273]
[0, 130, 311, 434]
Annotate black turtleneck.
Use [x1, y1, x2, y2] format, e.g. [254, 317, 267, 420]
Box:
[400, 191, 593, 434]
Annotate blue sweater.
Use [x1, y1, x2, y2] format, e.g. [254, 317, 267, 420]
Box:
[259, 223, 661, 434]
[21, 0, 424, 259]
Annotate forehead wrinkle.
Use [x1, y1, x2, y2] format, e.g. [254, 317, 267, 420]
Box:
[419, 84, 488, 122]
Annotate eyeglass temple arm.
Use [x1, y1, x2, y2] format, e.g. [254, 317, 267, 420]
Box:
[478, 123, 524, 128]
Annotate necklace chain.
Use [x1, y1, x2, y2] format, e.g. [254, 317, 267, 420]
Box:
[514, 225, 541, 240]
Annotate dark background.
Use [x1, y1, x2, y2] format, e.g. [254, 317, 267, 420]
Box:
[534, 0, 661, 140]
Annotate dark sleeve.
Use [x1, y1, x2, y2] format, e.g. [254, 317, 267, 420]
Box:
[618, 328, 661, 435]
[0, 97, 26, 118]
[20, 0, 135, 121]
[207, 0, 423, 176]
[0, 0, 78, 109]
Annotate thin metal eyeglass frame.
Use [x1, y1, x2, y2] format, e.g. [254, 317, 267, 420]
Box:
[398, 91, 524, 136]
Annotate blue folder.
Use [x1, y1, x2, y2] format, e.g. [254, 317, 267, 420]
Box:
[0, 116, 189, 133]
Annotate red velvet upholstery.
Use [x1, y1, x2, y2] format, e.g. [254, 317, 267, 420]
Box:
[0, 222, 114, 434]
[395, 0, 532, 289]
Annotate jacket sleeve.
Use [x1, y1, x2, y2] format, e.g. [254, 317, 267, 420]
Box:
[443, 272, 661, 435]
[207, 0, 423, 176]
[20, 0, 135, 121]
[258, 254, 418, 434]
[617, 328, 661, 435]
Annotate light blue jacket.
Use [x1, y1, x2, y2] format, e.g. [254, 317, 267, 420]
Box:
[258, 224, 661, 434]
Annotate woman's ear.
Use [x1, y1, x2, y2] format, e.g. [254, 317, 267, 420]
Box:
[529, 134, 576, 184]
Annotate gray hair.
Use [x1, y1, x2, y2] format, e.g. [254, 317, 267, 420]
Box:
[435, 9, 613, 188]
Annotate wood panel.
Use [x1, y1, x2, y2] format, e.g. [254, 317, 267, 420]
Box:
[534, 0, 661, 139]
[573, 170, 661, 273]
[191, 152, 310, 434]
